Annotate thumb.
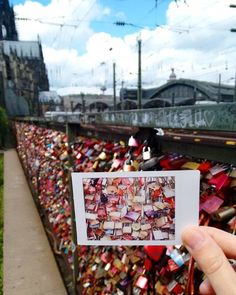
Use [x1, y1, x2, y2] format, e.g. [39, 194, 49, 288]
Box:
[182, 226, 236, 295]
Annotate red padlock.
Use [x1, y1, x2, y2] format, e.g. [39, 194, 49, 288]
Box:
[144, 245, 165, 262]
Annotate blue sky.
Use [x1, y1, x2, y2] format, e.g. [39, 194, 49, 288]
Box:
[92, 0, 172, 36]
[11, 0, 172, 38]
[10, 0, 49, 4]
[10, 0, 236, 94]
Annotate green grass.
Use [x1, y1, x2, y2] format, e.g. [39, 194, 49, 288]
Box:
[0, 154, 3, 295]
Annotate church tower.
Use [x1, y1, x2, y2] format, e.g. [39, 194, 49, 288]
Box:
[0, 0, 18, 40]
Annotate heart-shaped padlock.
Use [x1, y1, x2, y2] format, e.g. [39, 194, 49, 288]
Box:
[128, 135, 139, 147]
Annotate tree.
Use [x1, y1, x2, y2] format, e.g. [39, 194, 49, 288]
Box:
[0, 107, 8, 148]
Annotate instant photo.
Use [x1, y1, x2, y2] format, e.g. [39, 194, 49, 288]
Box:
[72, 170, 199, 245]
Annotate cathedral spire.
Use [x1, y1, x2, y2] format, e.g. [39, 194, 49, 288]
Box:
[0, 0, 10, 9]
[0, 0, 18, 41]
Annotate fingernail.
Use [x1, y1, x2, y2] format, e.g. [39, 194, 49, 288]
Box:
[182, 227, 206, 251]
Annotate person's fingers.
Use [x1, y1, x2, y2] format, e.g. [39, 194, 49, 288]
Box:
[182, 226, 236, 295]
[200, 226, 236, 258]
[199, 278, 215, 295]
[199, 259, 236, 295]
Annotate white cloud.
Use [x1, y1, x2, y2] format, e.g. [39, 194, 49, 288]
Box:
[15, 0, 108, 50]
[14, 0, 236, 95]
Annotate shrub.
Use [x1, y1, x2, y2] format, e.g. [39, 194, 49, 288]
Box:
[0, 107, 8, 148]
[0, 156, 2, 186]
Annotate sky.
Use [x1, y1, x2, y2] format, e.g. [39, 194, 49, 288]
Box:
[9, 0, 236, 95]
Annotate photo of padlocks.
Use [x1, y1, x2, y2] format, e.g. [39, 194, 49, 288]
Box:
[82, 176, 175, 241]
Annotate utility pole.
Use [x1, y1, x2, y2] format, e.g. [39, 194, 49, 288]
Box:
[217, 73, 221, 103]
[230, 4, 236, 32]
[234, 70, 236, 102]
[81, 92, 85, 113]
[137, 38, 142, 109]
[229, 5, 236, 102]
[121, 80, 124, 110]
[113, 62, 116, 111]
[70, 100, 74, 112]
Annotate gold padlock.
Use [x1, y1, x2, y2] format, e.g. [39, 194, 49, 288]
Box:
[211, 206, 236, 221]
[123, 156, 135, 172]
[92, 160, 99, 170]
[230, 168, 236, 178]
[181, 161, 200, 170]
[98, 151, 107, 160]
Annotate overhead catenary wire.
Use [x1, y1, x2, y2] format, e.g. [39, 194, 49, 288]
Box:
[134, 0, 231, 52]
[119, 0, 236, 86]
[141, 2, 236, 64]
[15, 0, 236, 90]
[15, 1, 231, 35]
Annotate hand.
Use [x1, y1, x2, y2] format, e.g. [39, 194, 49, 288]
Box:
[182, 226, 236, 295]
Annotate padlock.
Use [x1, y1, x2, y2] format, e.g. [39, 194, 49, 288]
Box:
[209, 164, 228, 176]
[139, 156, 162, 171]
[135, 275, 148, 289]
[198, 161, 212, 173]
[230, 178, 236, 190]
[142, 146, 151, 161]
[169, 157, 188, 169]
[208, 172, 230, 190]
[200, 195, 224, 214]
[168, 259, 180, 272]
[92, 160, 99, 170]
[211, 206, 236, 221]
[181, 161, 200, 170]
[128, 135, 139, 147]
[98, 151, 107, 160]
[123, 156, 135, 172]
[144, 245, 165, 262]
[230, 168, 236, 178]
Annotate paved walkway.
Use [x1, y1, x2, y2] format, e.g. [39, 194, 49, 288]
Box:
[4, 149, 67, 295]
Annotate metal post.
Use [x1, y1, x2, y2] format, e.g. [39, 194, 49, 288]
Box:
[234, 71, 236, 102]
[70, 101, 74, 112]
[193, 87, 197, 104]
[217, 73, 221, 103]
[66, 123, 79, 295]
[113, 62, 117, 111]
[81, 92, 85, 113]
[137, 38, 142, 109]
[121, 80, 124, 110]
[171, 92, 175, 107]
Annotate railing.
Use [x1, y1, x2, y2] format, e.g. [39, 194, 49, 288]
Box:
[16, 102, 236, 131]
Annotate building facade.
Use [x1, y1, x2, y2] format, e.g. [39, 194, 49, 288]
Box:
[0, 0, 49, 116]
[61, 76, 236, 113]
[62, 93, 113, 113]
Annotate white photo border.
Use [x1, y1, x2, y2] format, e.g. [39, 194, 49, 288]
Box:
[72, 170, 200, 246]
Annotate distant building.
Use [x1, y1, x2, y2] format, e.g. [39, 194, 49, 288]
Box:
[120, 70, 235, 109]
[0, 0, 49, 116]
[62, 74, 236, 113]
[39, 91, 62, 113]
[62, 93, 113, 113]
